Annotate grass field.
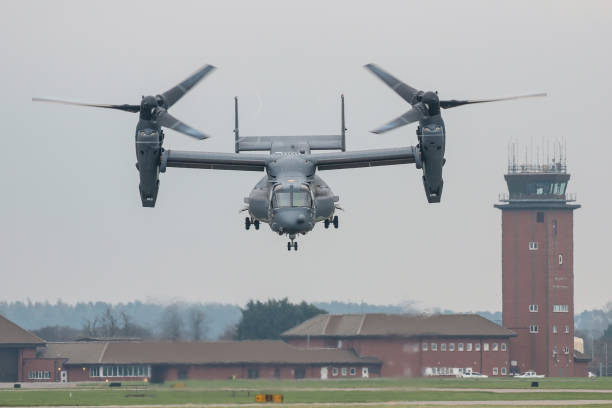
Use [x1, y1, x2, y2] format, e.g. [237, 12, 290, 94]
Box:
[1, 377, 611, 407]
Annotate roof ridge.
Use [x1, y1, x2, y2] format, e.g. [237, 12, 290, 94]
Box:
[357, 314, 367, 335]
[321, 314, 332, 335]
[98, 342, 110, 363]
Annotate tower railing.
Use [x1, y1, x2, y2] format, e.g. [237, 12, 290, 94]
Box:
[498, 192, 577, 202]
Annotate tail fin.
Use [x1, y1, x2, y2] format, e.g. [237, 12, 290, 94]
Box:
[234, 96, 239, 153]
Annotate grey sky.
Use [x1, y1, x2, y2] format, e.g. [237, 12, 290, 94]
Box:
[1, 0, 610, 312]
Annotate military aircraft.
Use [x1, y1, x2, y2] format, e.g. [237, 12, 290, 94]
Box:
[33, 64, 544, 250]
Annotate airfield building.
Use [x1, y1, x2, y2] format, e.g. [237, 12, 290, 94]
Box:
[495, 154, 587, 377]
[282, 313, 515, 377]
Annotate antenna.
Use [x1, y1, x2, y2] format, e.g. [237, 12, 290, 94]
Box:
[341, 94, 346, 152]
[234, 97, 239, 153]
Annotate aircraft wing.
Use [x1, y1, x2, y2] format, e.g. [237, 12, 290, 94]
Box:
[307, 147, 417, 170]
[163, 150, 268, 171]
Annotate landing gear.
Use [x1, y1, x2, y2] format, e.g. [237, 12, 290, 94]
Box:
[324, 216, 339, 229]
[245, 217, 260, 230]
[287, 235, 298, 251]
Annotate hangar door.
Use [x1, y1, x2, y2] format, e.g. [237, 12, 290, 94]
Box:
[0, 348, 18, 382]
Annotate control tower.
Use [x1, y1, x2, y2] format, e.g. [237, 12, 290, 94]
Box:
[495, 145, 580, 377]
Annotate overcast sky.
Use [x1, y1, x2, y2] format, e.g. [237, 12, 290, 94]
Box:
[1, 0, 610, 313]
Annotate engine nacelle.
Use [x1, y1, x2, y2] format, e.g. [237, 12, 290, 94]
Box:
[418, 126, 445, 203]
[135, 128, 163, 207]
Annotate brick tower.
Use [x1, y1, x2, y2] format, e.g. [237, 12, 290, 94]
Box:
[495, 150, 579, 377]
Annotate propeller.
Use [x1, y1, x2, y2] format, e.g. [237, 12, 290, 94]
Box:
[365, 63, 546, 134]
[32, 64, 216, 140]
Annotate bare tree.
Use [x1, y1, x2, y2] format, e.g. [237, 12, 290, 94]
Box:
[160, 304, 183, 341]
[218, 324, 237, 340]
[188, 307, 208, 341]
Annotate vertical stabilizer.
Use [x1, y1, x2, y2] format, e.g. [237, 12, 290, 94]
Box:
[341, 94, 346, 152]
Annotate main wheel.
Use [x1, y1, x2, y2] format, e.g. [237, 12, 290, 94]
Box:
[293, 242, 298, 251]
[324, 219, 330, 229]
[254, 220, 260, 230]
[287, 242, 291, 251]
[245, 217, 251, 230]
[333, 215, 339, 229]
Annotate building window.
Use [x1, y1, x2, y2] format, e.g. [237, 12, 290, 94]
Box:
[492, 367, 499, 376]
[553, 325, 558, 333]
[332, 367, 338, 376]
[247, 368, 259, 379]
[422, 342, 428, 351]
[337, 340, 343, 348]
[501, 343, 507, 351]
[529, 304, 539, 312]
[492, 343, 499, 351]
[501, 367, 507, 375]
[441, 343, 447, 351]
[483, 343, 489, 351]
[449, 343, 455, 352]
[536, 212, 544, 223]
[341, 367, 347, 376]
[458, 343, 464, 352]
[553, 304, 569, 313]
[559, 254, 563, 265]
[294, 367, 306, 379]
[431, 343, 437, 351]
[89, 367, 100, 377]
[553, 345, 558, 355]
[28, 371, 51, 380]
[529, 241, 538, 251]
[475, 343, 481, 351]
[563, 346, 569, 354]
[565, 325, 570, 333]
[529, 325, 539, 333]
[466, 343, 472, 352]
[349, 367, 356, 376]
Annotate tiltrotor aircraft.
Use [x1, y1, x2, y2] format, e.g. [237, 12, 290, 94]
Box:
[33, 64, 544, 250]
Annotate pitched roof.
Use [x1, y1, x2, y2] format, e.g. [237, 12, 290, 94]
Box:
[0, 314, 45, 346]
[282, 313, 515, 338]
[41, 340, 379, 366]
[41, 342, 108, 364]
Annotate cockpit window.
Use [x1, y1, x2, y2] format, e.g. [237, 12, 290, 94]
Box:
[272, 185, 312, 208]
[273, 192, 292, 208]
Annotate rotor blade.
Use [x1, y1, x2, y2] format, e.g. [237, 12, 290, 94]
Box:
[364, 63, 421, 105]
[155, 109, 210, 140]
[439, 93, 547, 109]
[32, 97, 140, 112]
[371, 108, 426, 134]
[160, 64, 216, 108]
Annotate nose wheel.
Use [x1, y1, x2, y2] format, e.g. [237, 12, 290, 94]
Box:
[287, 235, 298, 251]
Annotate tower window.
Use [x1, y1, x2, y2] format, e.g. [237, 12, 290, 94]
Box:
[553, 304, 569, 313]
[529, 241, 538, 251]
[529, 304, 539, 312]
[559, 254, 563, 265]
[563, 346, 569, 354]
[564, 325, 570, 333]
[529, 325, 539, 333]
[537, 212, 544, 223]
[553, 325, 558, 333]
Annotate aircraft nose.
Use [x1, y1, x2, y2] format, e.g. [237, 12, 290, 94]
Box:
[274, 208, 311, 233]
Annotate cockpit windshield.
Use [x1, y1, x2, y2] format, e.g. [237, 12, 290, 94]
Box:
[272, 185, 312, 208]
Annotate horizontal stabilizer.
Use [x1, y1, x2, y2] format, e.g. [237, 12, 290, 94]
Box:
[236, 135, 344, 152]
